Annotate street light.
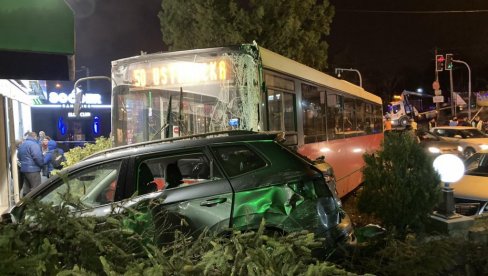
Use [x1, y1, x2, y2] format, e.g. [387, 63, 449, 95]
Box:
[335, 68, 363, 87]
[432, 154, 464, 219]
[76, 66, 90, 91]
[452, 59, 472, 120]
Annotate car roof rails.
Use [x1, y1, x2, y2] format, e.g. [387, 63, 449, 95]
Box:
[85, 130, 259, 160]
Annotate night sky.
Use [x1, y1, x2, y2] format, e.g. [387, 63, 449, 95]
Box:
[68, 0, 488, 102]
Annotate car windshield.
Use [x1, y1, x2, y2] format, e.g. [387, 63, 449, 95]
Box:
[456, 129, 486, 139]
[418, 131, 440, 141]
[465, 153, 488, 176]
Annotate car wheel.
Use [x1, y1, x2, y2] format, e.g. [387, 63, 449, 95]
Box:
[464, 148, 476, 159]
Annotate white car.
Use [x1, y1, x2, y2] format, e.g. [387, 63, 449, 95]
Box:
[451, 151, 488, 216]
[431, 126, 488, 158]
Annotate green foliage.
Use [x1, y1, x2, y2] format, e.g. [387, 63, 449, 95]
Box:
[0, 200, 144, 275]
[62, 137, 112, 168]
[358, 131, 441, 238]
[158, 0, 335, 71]
[0, 200, 354, 275]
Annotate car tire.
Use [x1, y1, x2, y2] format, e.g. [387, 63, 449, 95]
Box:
[464, 148, 476, 159]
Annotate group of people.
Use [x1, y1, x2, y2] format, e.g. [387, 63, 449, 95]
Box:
[16, 131, 65, 197]
[384, 114, 487, 133]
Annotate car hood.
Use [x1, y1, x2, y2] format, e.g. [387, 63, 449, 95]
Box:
[452, 175, 488, 200]
[460, 138, 488, 145]
[421, 140, 457, 148]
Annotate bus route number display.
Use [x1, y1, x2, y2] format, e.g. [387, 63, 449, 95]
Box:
[131, 59, 229, 88]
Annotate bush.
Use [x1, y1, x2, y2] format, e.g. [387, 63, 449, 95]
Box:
[0, 200, 355, 275]
[62, 136, 112, 168]
[358, 131, 441, 239]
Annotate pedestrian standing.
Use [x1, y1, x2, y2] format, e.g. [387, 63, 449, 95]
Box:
[428, 118, 437, 131]
[449, 117, 458, 126]
[384, 117, 392, 132]
[43, 140, 65, 178]
[458, 117, 470, 126]
[473, 116, 484, 131]
[410, 118, 418, 131]
[17, 132, 44, 196]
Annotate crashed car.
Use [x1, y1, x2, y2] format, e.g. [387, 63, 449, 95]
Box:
[3, 131, 355, 248]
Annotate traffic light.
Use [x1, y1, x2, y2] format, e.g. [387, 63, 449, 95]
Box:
[445, 53, 453, 70]
[436, 55, 445, 72]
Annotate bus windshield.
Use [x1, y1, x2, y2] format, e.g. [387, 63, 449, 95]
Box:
[111, 47, 261, 145]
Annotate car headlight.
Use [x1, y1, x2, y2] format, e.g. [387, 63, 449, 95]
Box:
[428, 147, 441, 154]
[458, 146, 463, 152]
[480, 144, 488, 150]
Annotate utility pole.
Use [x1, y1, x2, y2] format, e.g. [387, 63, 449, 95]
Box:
[453, 59, 472, 120]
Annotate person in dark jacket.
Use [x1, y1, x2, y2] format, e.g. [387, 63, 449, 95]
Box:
[17, 132, 44, 196]
[43, 140, 65, 178]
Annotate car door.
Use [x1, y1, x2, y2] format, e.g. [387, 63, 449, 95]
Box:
[130, 147, 233, 239]
[20, 159, 127, 220]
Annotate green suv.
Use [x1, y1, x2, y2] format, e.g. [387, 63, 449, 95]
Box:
[5, 132, 355, 248]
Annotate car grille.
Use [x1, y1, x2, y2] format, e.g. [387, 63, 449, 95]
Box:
[454, 198, 487, 216]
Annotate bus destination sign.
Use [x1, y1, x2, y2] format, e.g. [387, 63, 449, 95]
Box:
[130, 59, 229, 88]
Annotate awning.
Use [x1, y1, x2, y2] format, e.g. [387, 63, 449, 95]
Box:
[0, 0, 75, 80]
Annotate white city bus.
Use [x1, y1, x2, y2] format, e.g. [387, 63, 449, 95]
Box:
[111, 43, 383, 197]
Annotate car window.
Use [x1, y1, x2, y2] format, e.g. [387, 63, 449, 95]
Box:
[418, 131, 439, 141]
[460, 129, 486, 138]
[212, 145, 267, 177]
[465, 153, 488, 176]
[434, 129, 445, 137]
[138, 151, 221, 193]
[37, 161, 122, 207]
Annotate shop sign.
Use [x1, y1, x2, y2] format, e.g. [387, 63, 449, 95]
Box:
[48, 92, 102, 105]
[68, 112, 91, 118]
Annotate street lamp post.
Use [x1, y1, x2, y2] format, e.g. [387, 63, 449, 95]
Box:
[335, 68, 363, 87]
[432, 154, 464, 219]
[453, 59, 472, 120]
[73, 76, 111, 116]
[76, 66, 90, 91]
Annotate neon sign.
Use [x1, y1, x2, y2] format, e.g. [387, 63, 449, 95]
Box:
[49, 92, 102, 105]
[131, 59, 229, 88]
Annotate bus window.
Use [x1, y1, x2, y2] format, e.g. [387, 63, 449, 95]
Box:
[326, 93, 343, 140]
[268, 89, 296, 132]
[302, 84, 326, 143]
[356, 100, 366, 135]
[265, 73, 296, 133]
[343, 96, 357, 137]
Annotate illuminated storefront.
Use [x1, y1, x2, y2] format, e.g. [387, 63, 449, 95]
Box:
[31, 89, 110, 151]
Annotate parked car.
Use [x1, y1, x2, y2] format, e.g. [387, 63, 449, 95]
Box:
[452, 150, 488, 216]
[430, 126, 488, 158]
[3, 131, 355, 248]
[416, 130, 460, 157]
